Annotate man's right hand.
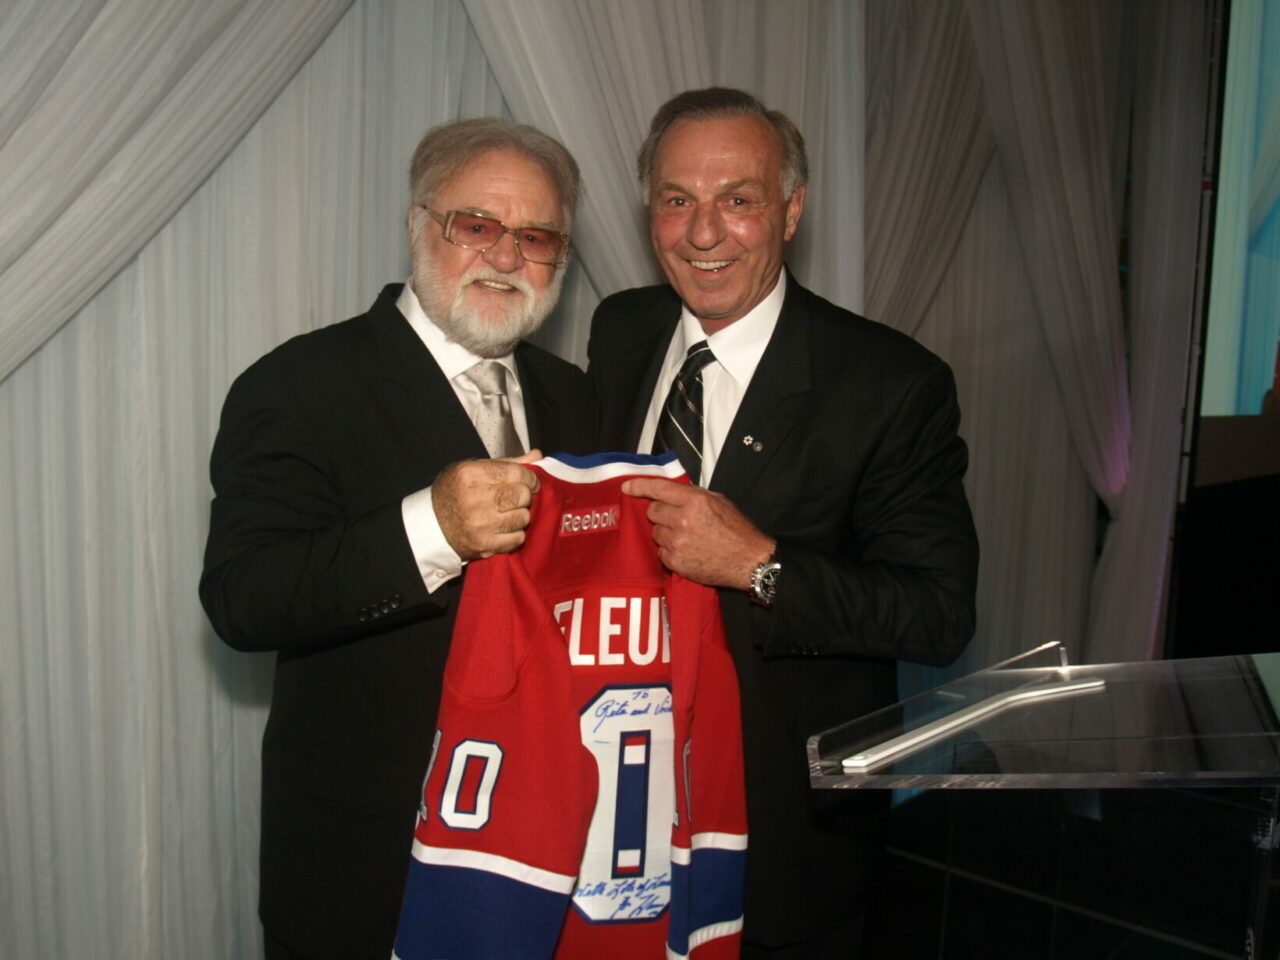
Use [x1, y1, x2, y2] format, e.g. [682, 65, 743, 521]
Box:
[433, 450, 542, 560]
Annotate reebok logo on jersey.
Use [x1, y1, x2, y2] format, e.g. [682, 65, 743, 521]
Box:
[559, 504, 619, 536]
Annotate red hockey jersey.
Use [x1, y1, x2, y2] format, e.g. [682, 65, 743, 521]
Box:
[392, 452, 747, 959]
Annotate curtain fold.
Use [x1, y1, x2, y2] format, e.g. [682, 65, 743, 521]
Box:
[1085, 0, 1209, 662]
[0, 0, 355, 385]
[865, 0, 993, 334]
[911, 157, 1096, 674]
[0, 0, 107, 149]
[967, 0, 1132, 510]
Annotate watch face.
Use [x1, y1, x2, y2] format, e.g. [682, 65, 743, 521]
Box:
[752, 561, 780, 605]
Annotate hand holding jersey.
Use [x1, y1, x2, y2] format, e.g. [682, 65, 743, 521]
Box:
[433, 451, 543, 560]
[622, 477, 775, 591]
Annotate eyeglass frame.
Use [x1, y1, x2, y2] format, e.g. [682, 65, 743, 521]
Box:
[419, 205, 571, 266]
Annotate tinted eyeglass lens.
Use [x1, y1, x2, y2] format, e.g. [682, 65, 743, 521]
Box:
[451, 212, 502, 245]
[516, 229, 559, 261]
[448, 211, 564, 264]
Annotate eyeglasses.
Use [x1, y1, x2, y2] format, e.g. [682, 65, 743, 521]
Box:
[422, 207, 570, 266]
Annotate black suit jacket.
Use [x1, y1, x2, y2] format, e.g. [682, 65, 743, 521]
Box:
[588, 277, 978, 947]
[200, 284, 596, 960]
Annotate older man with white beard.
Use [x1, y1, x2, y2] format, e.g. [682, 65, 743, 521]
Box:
[200, 118, 596, 960]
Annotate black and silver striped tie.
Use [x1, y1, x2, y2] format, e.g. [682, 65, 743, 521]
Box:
[652, 340, 715, 483]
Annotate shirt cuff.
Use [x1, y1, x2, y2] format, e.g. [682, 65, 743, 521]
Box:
[402, 485, 464, 593]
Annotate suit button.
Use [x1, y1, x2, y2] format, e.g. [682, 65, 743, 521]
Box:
[357, 607, 369, 623]
[380, 600, 391, 614]
[389, 594, 402, 610]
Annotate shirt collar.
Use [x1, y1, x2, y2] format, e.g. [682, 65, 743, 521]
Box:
[397, 280, 519, 383]
[677, 270, 785, 387]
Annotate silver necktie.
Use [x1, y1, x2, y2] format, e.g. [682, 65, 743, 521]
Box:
[462, 360, 522, 458]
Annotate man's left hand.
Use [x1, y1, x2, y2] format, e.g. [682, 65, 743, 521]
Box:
[622, 477, 775, 590]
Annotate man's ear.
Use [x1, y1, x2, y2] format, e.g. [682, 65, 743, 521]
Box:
[783, 183, 807, 242]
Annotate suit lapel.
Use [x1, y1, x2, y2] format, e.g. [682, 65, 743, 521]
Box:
[602, 294, 678, 453]
[515, 346, 560, 451]
[708, 280, 813, 505]
[367, 288, 488, 464]
[623, 324, 673, 452]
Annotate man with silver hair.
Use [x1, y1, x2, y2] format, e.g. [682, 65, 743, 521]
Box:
[201, 118, 595, 960]
[590, 87, 978, 957]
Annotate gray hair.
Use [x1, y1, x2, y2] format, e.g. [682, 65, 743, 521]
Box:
[637, 87, 808, 200]
[409, 118, 581, 226]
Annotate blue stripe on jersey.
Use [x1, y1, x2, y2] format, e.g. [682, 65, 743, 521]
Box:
[393, 860, 567, 960]
[667, 846, 747, 957]
[549, 451, 677, 470]
[613, 730, 651, 877]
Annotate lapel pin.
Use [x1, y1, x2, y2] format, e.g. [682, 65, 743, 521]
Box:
[742, 435, 764, 452]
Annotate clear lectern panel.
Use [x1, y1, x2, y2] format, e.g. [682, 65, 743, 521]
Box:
[808, 642, 1280, 789]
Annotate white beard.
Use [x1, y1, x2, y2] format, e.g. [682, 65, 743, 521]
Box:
[413, 253, 564, 358]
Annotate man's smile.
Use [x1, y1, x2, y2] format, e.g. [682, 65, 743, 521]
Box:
[471, 278, 519, 292]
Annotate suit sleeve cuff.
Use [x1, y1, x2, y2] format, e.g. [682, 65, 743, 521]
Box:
[402, 485, 464, 594]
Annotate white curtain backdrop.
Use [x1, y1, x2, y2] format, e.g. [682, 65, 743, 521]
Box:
[0, 0, 355, 385]
[865, 0, 994, 336]
[967, 0, 1132, 511]
[0, 1, 1214, 956]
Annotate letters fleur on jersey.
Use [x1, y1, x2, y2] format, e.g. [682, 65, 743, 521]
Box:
[552, 595, 671, 668]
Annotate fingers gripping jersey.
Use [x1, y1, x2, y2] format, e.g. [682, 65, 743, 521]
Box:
[392, 453, 747, 960]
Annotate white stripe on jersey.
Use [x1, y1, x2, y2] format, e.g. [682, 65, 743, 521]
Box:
[410, 838, 578, 894]
[536, 454, 685, 485]
[665, 917, 745, 960]
[670, 830, 751, 864]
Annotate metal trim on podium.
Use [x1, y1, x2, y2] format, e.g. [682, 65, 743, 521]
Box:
[808, 642, 1280, 790]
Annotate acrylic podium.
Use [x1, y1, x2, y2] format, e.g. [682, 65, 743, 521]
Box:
[807, 642, 1280, 957]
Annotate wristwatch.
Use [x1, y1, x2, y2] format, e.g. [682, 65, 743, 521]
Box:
[749, 558, 782, 608]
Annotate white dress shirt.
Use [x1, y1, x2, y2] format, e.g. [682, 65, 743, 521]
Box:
[396, 281, 528, 593]
[638, 271, 785, 482]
